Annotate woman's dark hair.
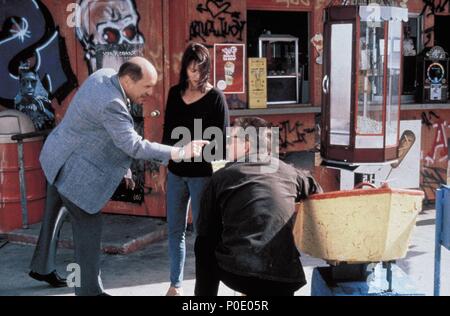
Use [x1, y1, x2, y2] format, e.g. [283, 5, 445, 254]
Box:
[179, 43, 210, 93]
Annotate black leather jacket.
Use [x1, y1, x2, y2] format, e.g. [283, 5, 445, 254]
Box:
[196, 157, 322, 284]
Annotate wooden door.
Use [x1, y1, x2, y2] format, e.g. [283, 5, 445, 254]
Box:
[69, 0, 168, 217]
[66, 0, 168, 217]
[0, 0, 168, 217]
[102, 0, 168, 217]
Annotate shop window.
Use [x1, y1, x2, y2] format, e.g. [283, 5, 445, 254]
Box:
[247, 10, 309, 105]
[402, 14, 422, 102]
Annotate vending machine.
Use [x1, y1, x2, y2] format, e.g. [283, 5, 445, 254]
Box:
[416, 46, 449, 103]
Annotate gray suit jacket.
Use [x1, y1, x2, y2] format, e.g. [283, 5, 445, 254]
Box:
[40, 68, 173, 214]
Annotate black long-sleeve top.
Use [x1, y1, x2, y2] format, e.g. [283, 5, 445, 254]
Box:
[162, 85, 229, 177]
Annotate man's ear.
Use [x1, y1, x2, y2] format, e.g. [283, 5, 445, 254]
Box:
[122, 75, 135, 91]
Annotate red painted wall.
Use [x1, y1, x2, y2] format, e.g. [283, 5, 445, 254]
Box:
[2, 0, 448, 218]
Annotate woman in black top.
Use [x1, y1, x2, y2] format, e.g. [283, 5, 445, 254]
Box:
[162, 43, 229, 296]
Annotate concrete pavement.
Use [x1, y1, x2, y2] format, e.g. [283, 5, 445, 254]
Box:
[0, 208, 449, 296]
[5, 214, 168, 255]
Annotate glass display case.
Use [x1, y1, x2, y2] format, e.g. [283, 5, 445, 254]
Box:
[258, 34, 299, 104]
[321, 5, 407, 164]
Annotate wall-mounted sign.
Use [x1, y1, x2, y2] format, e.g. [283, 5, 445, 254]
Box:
[214, 43, 245, 94]
[248, 58, 267, 109]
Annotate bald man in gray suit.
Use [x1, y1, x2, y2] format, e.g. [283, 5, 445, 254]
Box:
[29, 57, 208, 296]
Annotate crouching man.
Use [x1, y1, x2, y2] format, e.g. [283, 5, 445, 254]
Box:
[194, 117, 322, 296]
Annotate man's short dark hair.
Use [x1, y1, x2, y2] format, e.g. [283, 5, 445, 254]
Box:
[232, 117, 273, 155]
[118, 61, 143, 82]
[232, 117, 271, 130]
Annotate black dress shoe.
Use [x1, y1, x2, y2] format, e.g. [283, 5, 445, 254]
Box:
[29, 270, 67, 288]
[97, 292, 111, 296]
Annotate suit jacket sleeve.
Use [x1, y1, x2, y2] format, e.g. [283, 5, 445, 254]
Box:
[101, 100, 173, 165]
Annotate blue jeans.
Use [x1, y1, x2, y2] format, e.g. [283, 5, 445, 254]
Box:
[166, 171, 210, 288]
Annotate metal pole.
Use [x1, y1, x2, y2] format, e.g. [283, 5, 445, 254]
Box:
[386, 261, 393, 292]
[17, 141, 29, 229]
[10, 130, 50, 230]
[434, 188, 443, 296]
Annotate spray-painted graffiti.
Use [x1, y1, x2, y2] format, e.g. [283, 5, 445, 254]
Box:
[75, 0, 146, 204]
[315, 0, 325, 9]
[274, 0, 310, 8]
[75, 0, 145, 73]
[421, 0, 450, 47]
[311, 33, 323, 65]
[422, 111, 450, 166]
[400, 0, 409, 8]
[190, 0, 246, 42]
[0, 0, 77, 108]
[421, 0, 450, 16]
[15, 62, 54, 130]
[417, 110, 450, 202]
[421, 166, 446, 203]
[277, 120, 315, 149]
[423, 25, 434, 47]
[421, 110, 440, 127]
[425, 122, 448, 165]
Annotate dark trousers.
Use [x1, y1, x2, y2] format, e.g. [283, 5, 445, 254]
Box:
[219, 269, 302, 296]
[30, 183, 68, 275]
[59, 193, 104, 296]
[194, 236, 303, 296]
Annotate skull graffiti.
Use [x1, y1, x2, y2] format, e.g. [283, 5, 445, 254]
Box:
[75, 0, 145, 72]
[75, 0, 147, 203]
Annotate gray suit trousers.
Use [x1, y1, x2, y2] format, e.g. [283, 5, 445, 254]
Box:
[30, 183, 68, 275]
[59, 194, 104, 296]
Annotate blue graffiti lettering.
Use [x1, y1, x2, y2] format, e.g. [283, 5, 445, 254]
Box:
[0, 0, 77, 107]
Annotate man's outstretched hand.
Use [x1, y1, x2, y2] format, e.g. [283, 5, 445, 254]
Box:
[171, 140, 210, 161]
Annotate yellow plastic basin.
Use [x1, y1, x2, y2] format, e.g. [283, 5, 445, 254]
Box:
[293, 186, 424, 263]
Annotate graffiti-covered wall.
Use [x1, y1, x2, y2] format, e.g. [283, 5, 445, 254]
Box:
[3, 0, 449, 116]
[0, 0, 78, 126]
[74, 0, 148, 205]
[0, 0, 169, 216]
[401, 109, 450, 203]
[2, 0, 450, 215]
[168, 0, 248, 109]
[230, 112, 340, 192]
